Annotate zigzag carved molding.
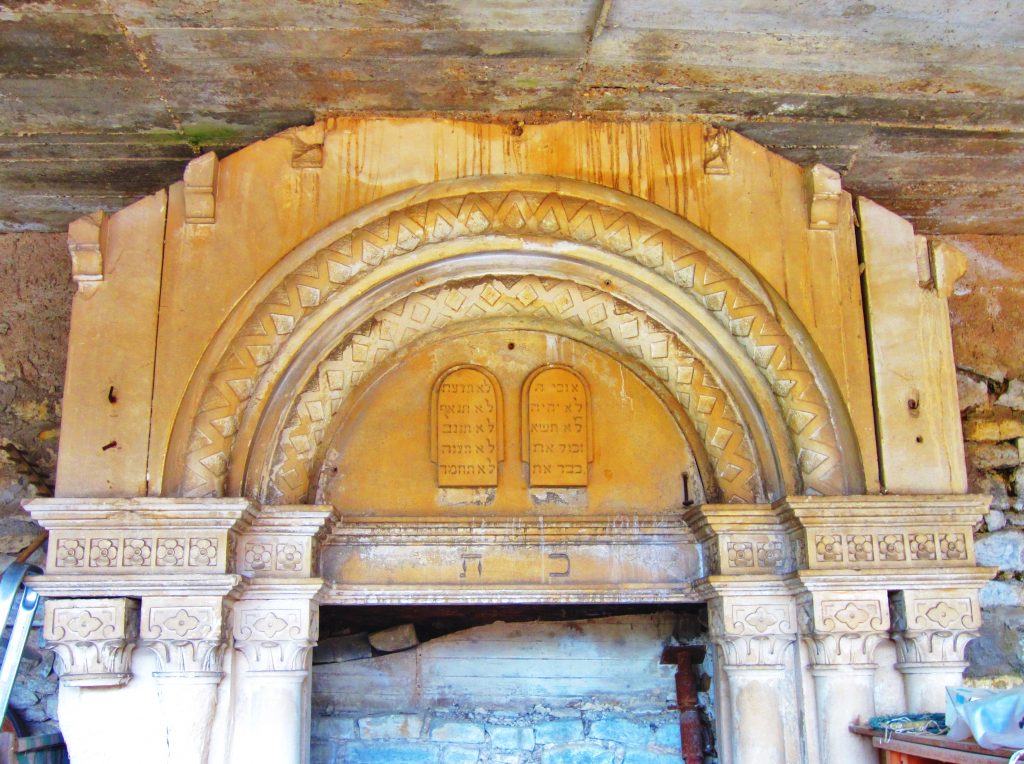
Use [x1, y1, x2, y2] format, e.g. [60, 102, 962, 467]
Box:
[178, 186, 844, 500]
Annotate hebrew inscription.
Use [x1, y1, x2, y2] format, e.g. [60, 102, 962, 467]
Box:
[523, 366, 591, 487]
[432, 366, 503, 487]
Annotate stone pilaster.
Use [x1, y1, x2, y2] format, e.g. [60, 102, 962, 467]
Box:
[797, 579, 889, 764]
[227, 505, 331, 764]
[703, 578, 801, 764]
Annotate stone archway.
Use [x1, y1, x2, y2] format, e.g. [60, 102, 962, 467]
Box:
[23, 119, 993, 764]
[166, 178, 861, 504]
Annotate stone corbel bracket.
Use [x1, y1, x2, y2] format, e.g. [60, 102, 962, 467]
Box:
[184, 152, 218, 224]
[67, 210, 107, 290]
[285, 124, 326, 169]
[703, 125, 731, 175]
[684, 503, 799, 576]
[920, 239, 969, 298]
[43, 597, 138, 687]
[776, 494, 991, 570]
[806, 164, 842, 230]
[24, 497, 256, 597]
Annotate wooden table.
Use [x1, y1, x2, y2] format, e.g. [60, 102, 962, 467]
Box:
[850, 725, 1019, 763]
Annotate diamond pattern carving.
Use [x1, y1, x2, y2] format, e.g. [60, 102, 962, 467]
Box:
[269, 277, 758, 503]
[180, 188, 843, 499]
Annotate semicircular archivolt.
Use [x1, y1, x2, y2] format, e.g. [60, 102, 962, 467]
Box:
[261, 276, 762, 505]
[176, 184, 848, 499]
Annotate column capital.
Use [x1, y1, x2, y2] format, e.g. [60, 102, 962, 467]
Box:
[43, 597, 138, 687]
[704, 582, 798, 669]
[891, 588, 981, 670]
[232, 580, 323, 672]
[795, 581, 890, 667]
[139, 595, 230, 678]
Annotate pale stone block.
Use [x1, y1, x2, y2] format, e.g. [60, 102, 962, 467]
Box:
[534, 720, 584, 745]
[429, 721, 485, 744]
[540, 745, 614, 764]
[997, 379, 1024, 411]
[369, 623, 419, 653]
[980, 580, 1024, 608]
[487, 725, 534, 750]
[976, 530, 1024, 571]
[957, 372, 990, 412]
[441, 746, 480, 764]
[358, 713, 425, 740]
[589, 717, 651, 747]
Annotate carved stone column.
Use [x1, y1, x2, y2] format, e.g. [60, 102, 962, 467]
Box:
[891, 584, 984, 712]
[227, 505, 331, 764]
[797, 579, 889, 764]
[140, 594, 231, 764]
[230, 583, 321, 764]
[778, 495, 996, 763]
[26, 497, 254, 764]
[705, 581, 801, 764]
[42, 598, 166, 764]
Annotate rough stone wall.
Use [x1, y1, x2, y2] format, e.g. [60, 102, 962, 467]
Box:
[0, 232, 70, 546]
[945, 234, 1024, 680]
[0, 231, 70, 733]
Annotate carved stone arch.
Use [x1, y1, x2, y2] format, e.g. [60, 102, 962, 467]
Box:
[166, 176, 864, 501]
[259, 275, 763, 504]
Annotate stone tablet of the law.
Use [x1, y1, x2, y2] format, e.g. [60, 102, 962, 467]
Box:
[523, 366, 590, 487]
[432, 366, 502, 487]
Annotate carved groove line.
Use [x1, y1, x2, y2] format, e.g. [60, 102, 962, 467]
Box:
[270, 276, 758, 503]
[181, 190, 841, 497]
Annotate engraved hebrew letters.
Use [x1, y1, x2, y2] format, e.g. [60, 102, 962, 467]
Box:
[523, 366, 591, 487]
[432, 366, 503, 487]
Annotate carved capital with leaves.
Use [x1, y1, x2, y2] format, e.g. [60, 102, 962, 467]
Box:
[43, 598, 139, 687]
[139, 596, 229, 678]
[891, 589, 981, 668]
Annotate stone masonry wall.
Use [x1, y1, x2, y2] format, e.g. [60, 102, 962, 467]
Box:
[946, 234, 1024, 681]
[311, 614, 706, 764]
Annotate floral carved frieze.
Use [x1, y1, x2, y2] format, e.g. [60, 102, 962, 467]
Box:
[43, 598, 139, 687]
[27, 498, 256, 579]
[778, 495, 990, 570]
[685, 504, 798, 577]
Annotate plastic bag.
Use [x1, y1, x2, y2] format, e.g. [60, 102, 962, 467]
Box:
[946, 685, 1024, 750]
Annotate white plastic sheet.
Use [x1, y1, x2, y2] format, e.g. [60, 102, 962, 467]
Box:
[946, 686, 1024, 750]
